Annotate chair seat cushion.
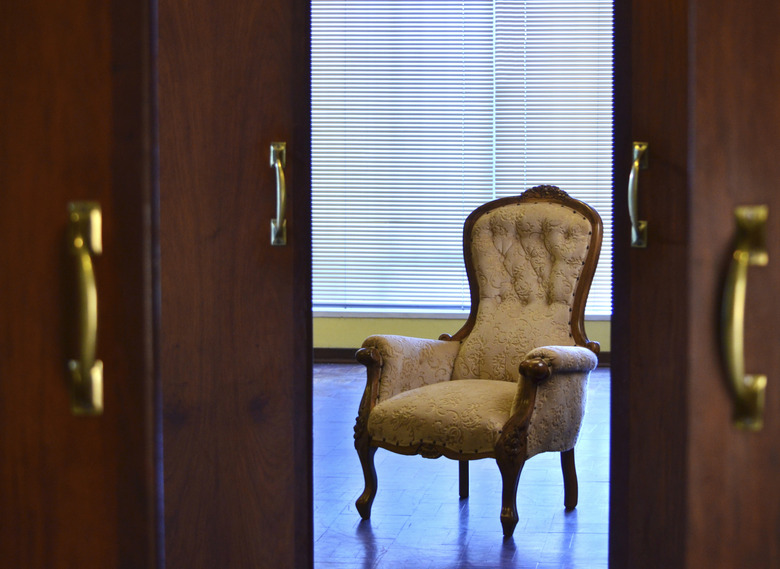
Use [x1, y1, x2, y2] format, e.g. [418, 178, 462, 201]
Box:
[367, 379, 516, 455]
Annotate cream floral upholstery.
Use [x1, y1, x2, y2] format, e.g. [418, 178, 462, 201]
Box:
[361, 335, 461, 403]
[523, 346, 597, 458]
[368, 379, 516, 456]
[453, 202, 593, 383]
[352, 186, 602, 537]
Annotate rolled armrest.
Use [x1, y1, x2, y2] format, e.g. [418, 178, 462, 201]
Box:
[523, 345, 598, 374]
[361, 335, 461, 402]
[514, 345, 597, 458]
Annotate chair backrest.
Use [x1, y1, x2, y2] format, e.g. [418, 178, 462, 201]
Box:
[450, 186, 602, 382]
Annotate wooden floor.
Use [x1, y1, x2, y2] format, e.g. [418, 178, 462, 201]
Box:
[313, 363, 610, 569]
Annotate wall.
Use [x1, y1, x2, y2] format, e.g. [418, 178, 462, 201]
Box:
[314, 317, 611, 352]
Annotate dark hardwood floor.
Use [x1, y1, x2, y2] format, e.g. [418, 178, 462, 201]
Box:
[313, 363, 610, 569]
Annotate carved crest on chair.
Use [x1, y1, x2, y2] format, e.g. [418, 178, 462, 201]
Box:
[417, 443, 444, 459]
[521, 184, 571, 201]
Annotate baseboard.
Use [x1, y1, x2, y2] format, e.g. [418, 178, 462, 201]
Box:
[314, 347, 611, 367]
[314, 347, 359, 363]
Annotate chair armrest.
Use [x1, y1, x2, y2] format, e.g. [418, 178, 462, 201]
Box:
[513, 345, 597, 458]
[359, 335, 461, 403]
[523, 345, 598, 375]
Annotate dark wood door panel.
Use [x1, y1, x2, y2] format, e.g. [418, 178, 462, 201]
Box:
[611, 0, 690, 566]
[687, 1, 780, 566]
[159, 0, 312, 566]
[614, 0, 780, 567]
[0, 1, 158, 568]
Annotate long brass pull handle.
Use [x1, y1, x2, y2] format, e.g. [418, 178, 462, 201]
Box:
[721, 205, 768, 431]
[67, 202, 103, 415]
[270, 142, 287, 246]
[628, 142, 649, 247]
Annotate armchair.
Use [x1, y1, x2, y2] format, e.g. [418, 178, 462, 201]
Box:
[352, 185, 602, 537]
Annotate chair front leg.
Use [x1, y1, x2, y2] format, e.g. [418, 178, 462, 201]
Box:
[497, 371, 537, 538]
[354, 347, 383, 519]
[495, 417, 532, 538]
[496, 453, 525, 537]
[354, 427, 377, 519]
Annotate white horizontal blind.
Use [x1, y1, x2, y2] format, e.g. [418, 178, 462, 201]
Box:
[493, 0, 613, 315]
[312, 0, 613, 317]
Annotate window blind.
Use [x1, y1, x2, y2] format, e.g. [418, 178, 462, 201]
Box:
[312, 0, 613, 317]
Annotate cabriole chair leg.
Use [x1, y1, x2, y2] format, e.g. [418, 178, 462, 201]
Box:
[355, 441, 378, 519]
[497, 457, 525, 538]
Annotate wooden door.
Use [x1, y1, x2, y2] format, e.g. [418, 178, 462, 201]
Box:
[612, 0, 780, 567]
[158, 0, 312, 567]
[0, 1, 159, 568]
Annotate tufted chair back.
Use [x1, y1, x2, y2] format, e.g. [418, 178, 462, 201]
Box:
[450, 186, 601, 383]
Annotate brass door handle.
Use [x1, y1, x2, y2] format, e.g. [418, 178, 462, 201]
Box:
[628, 142, 649, 247]
[270, 142, 287, 246]
[720, 205, 768, 430]
[67, 202, 103, 415]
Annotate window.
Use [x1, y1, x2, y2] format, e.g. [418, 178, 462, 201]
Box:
[312, 0, 613, 318]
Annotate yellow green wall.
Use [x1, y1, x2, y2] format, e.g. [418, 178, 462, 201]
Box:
[314, 317, 611, 352]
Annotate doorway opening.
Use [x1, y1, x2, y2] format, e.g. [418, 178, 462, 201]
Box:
[309, 1, 614, 566]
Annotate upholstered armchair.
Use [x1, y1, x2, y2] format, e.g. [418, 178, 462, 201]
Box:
[352, 185, 602, 537]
